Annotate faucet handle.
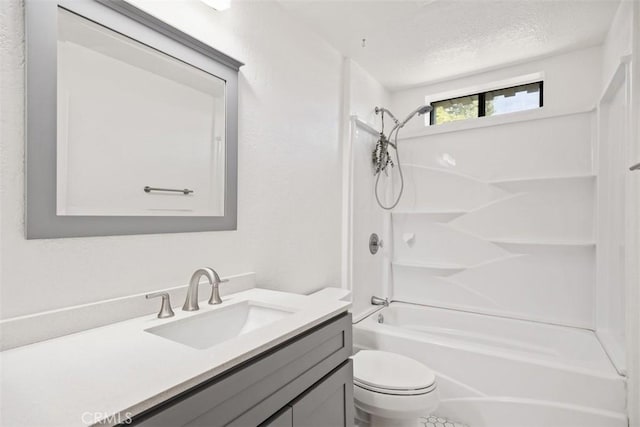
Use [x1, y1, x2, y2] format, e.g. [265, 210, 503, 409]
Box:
[208, 278, 227, 305]
[146, 292, 175, 318]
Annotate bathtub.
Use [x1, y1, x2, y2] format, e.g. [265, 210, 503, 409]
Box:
[353, 302, 627, 427]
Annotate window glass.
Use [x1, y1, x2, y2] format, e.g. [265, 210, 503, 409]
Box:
[485, 82, 541, 117]
[429, 81, 543, 125]
[432, 95, 479, 125]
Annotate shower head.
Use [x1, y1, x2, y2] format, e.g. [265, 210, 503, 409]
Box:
[398, 104, 432, 128]
[417, 105, 433, 115]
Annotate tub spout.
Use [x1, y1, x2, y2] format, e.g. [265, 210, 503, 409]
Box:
[371, 296, 389, 307]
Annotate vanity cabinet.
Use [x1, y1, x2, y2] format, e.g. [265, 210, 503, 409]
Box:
[261, 408, 292, 427]
[260, 360, 353, 427]
[290, 360, 353, 427]
[129, 313, 354, 427]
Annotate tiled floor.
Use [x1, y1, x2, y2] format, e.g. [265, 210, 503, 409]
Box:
[355, 408, 469, 427]
[420, 415, 469, 427]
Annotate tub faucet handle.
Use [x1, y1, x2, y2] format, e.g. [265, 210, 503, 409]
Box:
[371, 296, 389, 307]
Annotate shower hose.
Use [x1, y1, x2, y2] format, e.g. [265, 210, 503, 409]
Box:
[374, 126, 404, 210]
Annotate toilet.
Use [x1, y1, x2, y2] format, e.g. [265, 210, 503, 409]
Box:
[352, 350, 439, 427]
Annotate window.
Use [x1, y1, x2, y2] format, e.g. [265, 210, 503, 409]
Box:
[430, 81, 543, 125]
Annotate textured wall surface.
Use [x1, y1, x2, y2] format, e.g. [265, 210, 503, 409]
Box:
[0, 0, 343, 319]
[279, 0, 618, 89]
[348, 59, 390, 127]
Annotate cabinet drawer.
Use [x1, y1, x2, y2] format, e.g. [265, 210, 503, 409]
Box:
[131, 313, 352, 427]
[291, 359, 354, 427]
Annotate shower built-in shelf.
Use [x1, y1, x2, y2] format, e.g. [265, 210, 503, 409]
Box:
[391, 210, 468, 222]
[392, 260, 467, 277]
[490, 238, 596, 248]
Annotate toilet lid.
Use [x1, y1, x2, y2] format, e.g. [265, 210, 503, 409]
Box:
[352, 350, 436, 392]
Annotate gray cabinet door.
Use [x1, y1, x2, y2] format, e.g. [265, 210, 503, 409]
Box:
[260, 407, 293, 427]
[291, 360, 354, 427]
[133, 313, 352, 427]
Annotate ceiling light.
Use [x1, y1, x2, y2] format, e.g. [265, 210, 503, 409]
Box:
[201, 0, 230, 11]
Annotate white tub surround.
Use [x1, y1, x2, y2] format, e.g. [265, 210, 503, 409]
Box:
[595, 55, 634, 376]
[388, 111, 596, 329]
[354, 303, 627, 427]
[0, 288, 351, 427]
[345, 117, 393, 321]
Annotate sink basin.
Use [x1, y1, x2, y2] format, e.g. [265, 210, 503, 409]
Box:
[145, 300, 296, 349]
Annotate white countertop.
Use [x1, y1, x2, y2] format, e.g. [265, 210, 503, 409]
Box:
[0, 288, 351, 427]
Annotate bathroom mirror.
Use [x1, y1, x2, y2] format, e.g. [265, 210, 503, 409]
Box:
[25, 0, 243, 238]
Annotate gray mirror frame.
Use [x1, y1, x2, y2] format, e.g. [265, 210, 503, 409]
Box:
[25, 0, 243, 239]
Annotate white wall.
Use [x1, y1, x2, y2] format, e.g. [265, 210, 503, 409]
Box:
[0, 0, 344, 319]
[386, 49, 600, 328]
[602, 1, 634, 88]
[392, 46, 601, 134]
[349, 60, 390, 127]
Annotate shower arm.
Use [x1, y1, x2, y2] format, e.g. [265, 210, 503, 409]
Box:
[375, 105, 432, 138]
[375, 106, 400, 127]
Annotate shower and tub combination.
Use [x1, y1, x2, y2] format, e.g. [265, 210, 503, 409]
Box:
[348, 104, 628, 426]
[351, 105, 443, 427]
[354, 302, 625, 427]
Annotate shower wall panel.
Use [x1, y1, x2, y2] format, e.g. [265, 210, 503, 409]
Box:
[596, 61, 631, 374]
[390, 112, 596, 328]
[348, 119, 390, 318]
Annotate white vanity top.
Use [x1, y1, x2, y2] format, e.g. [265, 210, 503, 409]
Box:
[0, 288, 351, 427]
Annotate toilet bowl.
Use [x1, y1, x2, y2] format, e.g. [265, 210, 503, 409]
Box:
[353, 350, 439, 427]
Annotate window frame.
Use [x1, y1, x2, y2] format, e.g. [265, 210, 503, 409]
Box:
[429, 80, 544, 126]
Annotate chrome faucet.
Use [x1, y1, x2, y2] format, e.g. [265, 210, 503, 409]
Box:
[182, 268, 228, 311]
[371, 296, 389, 307]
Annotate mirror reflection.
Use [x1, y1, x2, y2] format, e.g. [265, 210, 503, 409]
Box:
[56, 8, 226, 217]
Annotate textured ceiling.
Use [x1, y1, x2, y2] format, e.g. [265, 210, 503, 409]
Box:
[278, 0, 621, 89]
